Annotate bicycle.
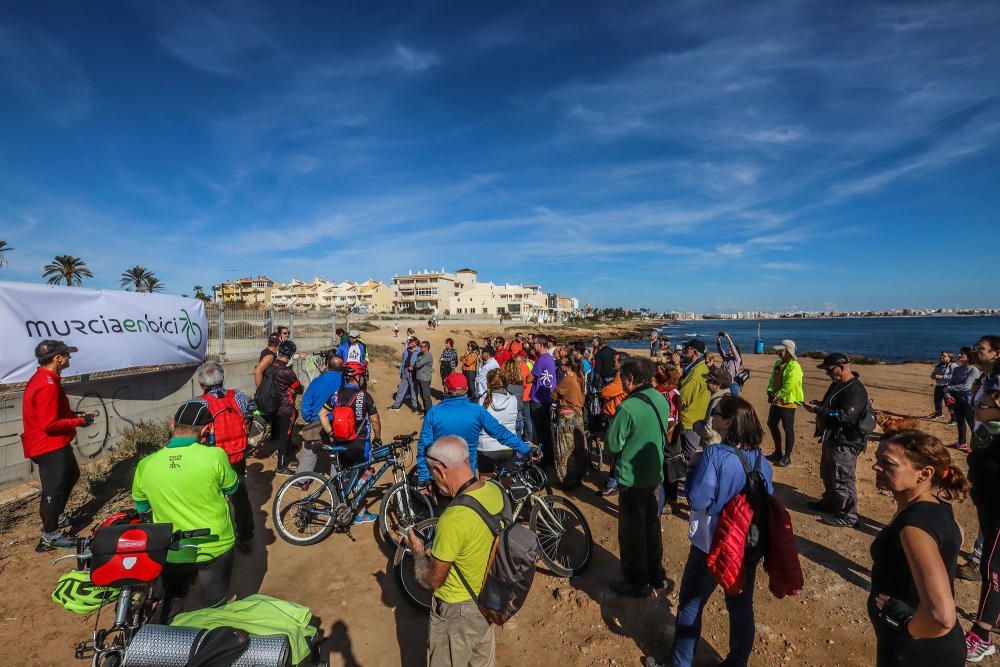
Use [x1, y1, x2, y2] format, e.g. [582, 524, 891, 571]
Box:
[52, 516, 209, 667]
[272, 432, 433, 548]
[393, 456, 593, 611]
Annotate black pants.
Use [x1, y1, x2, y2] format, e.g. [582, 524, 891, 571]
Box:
[229, 458, 254, 543]
[531, 402, 554, 463]
[477, 449, 514, 475]
[273, 411, 296, 467]
[976, 508, 1000, 627]
[618, 485, 666, 588]
[956, 396, 975, 445]
[766, 405, 796, 458]
[160, 548, 234, 623]
[32, 446, 80, 534]
[418, 379, 433, 412]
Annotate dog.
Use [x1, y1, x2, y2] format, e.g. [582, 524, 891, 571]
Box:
[875, 410, 922, 436]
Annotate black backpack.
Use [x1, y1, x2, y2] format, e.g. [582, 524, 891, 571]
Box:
[450, 481, 539, 626]
[254, 364, 281, 416]
[732, 448, 770, 569]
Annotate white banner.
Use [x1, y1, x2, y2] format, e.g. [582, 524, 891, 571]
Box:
[0, 281, 207, 384]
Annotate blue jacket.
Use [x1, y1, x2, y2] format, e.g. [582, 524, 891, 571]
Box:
[687, 443, 774, 515]
[336, 341, 367, 364]
[301, 370, 342, 423]
[416, 396, 531, 481]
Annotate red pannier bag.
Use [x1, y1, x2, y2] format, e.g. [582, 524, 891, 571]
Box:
[89, 523, 173, 587]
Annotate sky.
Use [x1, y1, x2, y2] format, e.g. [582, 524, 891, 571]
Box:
[1, 0, 999, 312]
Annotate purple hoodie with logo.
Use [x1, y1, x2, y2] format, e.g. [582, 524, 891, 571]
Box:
[529, 352, 557, 404]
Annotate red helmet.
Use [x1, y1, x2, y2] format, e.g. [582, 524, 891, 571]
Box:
[343, 361, 367, 378]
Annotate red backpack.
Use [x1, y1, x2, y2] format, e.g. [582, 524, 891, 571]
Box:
[203, 391, 248, 463]
[330, 388, 366, 442]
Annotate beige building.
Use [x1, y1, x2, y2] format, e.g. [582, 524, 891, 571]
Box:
[213, 276, 274, 307]
[392, 267, 575, 321]
[356, 279, 393, 313]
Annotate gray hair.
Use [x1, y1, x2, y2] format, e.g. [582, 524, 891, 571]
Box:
[426, 436, 470, 467]
[196, 361, 225, 388]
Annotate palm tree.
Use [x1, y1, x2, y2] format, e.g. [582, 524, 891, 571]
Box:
[193, 284, 211, 303]
[142, 275, 164, 293]
[43, 255, 93, 286]
[120, 266, 152, 291]
[0, 241, 13, 268]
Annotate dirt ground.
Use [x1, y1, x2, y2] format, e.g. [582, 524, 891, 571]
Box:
[0, 321, 984, 666]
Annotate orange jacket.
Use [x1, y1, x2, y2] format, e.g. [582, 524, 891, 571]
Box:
[600, 375, 627, 418]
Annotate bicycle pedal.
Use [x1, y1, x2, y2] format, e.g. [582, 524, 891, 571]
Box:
[75, 641, 96, 659]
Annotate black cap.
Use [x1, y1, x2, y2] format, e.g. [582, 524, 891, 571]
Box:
[818, 353, 849, 370]
[684, 339, 706, 354]
[278, 340, 297, 357]
[34, 339, 78, 363]
[174, 400, 212, 426]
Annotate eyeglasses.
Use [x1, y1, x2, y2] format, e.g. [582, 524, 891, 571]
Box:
[426, 455, 447, 470]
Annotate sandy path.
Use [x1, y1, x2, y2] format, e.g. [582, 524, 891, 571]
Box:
[0, 321, 982, 666]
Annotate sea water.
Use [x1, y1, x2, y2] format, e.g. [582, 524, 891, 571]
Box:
[610, 316, 1000, 363]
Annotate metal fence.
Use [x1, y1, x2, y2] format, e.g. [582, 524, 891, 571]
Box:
[205, 306, 342, 362]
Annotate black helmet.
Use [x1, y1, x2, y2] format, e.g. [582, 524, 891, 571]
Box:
[278, 340, 297, 357]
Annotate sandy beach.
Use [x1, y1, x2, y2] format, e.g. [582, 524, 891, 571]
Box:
[0, 320, 981, 666]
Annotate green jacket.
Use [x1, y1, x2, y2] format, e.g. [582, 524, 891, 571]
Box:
[767, 358, 804, 405]
[606, 387, 670, 488]
[679, 358, 711, 429]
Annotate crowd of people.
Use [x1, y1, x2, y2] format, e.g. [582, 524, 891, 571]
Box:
[16, 324, 1000, 666]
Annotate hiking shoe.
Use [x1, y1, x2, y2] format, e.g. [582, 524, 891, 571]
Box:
[958, 562, 982, 582]
[35, 533, 77, 552]
[353, 512, 377, 525]
[610, 581, 652, 598]
[821, 515, 859, 528]
[275, 466, 295, 477]
[966, 631, 997, 662]
[775, 456, 791, 467]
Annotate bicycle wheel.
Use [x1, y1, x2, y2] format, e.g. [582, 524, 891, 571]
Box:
[529, 495, 593, 577]
[378, 481, 435, 548]
[272, 472, 338, 545]
[393, 517, 438, 612]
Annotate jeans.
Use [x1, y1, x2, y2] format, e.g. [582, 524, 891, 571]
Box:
[464, 371, 477, 400]
[766, 405, 796, 459]
[955, 394, 975, 444]
[392, 372, 419, 409]
[670, 545, 757, 667]
[729, 382, 741, 397]
[418, 379, 433, 412]
[933, 385, 948, 414]
[519, 399, 534, 442]
[618, 485, 666, 589]
[32, 446, 81, 534]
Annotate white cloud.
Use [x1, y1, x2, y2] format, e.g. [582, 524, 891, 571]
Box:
[393, 44, 440, 72]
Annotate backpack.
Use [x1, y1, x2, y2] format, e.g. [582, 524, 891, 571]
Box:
[450, 481, 539, 625]
[203, 391, 249, 464]
[330, 387, 365, 442]
[732, 448, 770, 570]
[254, 364, 281, 416]
[735, 368, 751, 387]
[857, 400, 877, 437]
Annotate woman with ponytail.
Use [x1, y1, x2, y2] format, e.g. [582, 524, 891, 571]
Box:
[869, 429, 968, 666]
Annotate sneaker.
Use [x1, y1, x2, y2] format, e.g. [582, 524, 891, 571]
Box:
[947, 418, 958, 425]
[957, 562, 982, 582]
[641, 658, 666, 667]
[58, 513, 90, 531]
[275, 466, 295, 477]
[387, 406, 401, 412]
[35, 533, 77, 552]
[599, 485, 619, 497]
[958, 443, 972, 453]
[776, 456, 791, 467]
[821, 515, 859, 528]
[610, 580, 652, 598]
[353, 512, 377, 525]
[966, 631, 997, 662]
[766, 452, 783, 462]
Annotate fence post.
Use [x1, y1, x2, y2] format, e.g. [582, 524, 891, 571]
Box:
[265, 308, 274, 336]
[330, 308, 337, 343]
[345, 306, 350, 334]
[218, 303, 226, 360]
[289, 308, 295, 340]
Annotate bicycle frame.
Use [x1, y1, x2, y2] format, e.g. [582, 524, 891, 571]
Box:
[297, 451, 404, 519]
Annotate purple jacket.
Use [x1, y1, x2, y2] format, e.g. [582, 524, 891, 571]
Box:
[530, 352, 557, 404]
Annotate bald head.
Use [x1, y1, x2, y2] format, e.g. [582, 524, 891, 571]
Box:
[426, 435, 475, 496]
[427, 435, 470, 467]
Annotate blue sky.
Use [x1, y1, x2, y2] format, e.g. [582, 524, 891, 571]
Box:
[1, 1, 999, 312]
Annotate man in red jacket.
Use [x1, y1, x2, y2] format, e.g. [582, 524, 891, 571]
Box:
[21, 339, 94, 552]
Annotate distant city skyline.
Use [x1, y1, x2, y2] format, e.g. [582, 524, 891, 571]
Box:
[1, 2, 998, 310]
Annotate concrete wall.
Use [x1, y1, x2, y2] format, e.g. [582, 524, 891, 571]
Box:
[0, 355, 306, 490]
